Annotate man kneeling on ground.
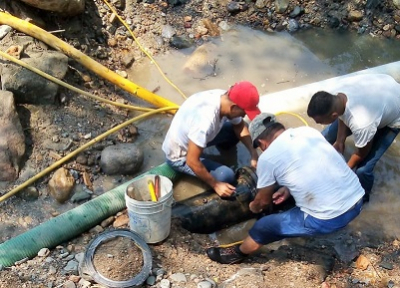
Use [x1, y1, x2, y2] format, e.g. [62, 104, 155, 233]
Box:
[206, 113, 364, 264]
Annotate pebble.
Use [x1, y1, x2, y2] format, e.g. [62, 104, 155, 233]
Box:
[197, 280, 212, 288]
[38, 248, 50, 257]
[75, 253, 85, 264]
[48, 266, 57, 275]
[63, 280, 76, 288]
[160, 279, 171, 288]
[0, 25, 12, 40]
[78, 278, 91, 288]
[170, 272, 187, 282]
[146, 275, 156, 285]
[64, 260, 79, 274]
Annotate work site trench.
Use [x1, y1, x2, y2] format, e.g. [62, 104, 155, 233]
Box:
[1, 8, 400, 288]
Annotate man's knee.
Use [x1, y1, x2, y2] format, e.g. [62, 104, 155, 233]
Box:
[211, 166, 235, 183]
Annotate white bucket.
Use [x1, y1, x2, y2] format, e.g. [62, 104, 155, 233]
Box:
[125, 174, 174, 244]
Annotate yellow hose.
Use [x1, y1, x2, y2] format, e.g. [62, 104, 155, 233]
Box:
[102, 0, 187, 100]
[0, 106, 178, 203]
[0, 50, 154, 112]
[276, 111, 309, 126]
[0, 12, 178, 110]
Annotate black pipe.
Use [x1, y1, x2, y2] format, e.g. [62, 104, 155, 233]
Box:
[172, 166, 296, 234]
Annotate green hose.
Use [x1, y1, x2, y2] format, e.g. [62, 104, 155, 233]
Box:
[0, 163, 180, 267]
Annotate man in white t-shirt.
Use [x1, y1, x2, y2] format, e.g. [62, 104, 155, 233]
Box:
[307, 74, 400, 202]
[162, 81, 261, 197]
[206, 113, 364, 264]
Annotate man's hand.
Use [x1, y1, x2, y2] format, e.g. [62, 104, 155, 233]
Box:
[333, 141, 345, 154]
[272, 186, 290, 205]
[250, 157, 258, 168]
[213, 181, 236, 197]
[249, 201, 263, 214]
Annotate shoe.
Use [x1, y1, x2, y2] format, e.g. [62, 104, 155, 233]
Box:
[206, 244, 247, 264]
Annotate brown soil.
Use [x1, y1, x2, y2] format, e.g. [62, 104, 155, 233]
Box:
[93, 236, 143, 281]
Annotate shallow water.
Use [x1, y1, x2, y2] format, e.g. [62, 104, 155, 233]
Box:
[127, 25, 400, 245]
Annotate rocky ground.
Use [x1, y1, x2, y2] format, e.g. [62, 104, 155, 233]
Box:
[1, 0, 400, 287]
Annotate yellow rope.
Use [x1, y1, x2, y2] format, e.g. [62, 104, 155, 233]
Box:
[102, 0, 187, 100]
[0, 50, 155, 112]
[0, 106, 178, 203]
[218, 240, 244, 248]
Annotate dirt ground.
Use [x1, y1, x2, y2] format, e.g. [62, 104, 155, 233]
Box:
[1, 0, 400, 287]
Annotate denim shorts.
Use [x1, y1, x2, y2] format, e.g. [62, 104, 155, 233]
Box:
[249, 198, 363, 245]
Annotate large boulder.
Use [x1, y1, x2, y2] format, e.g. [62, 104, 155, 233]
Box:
[0, 36, 69, 104]
[100, 143, 144, 175]
[0, 91, 26, 181]
[18, 0, 85, 16]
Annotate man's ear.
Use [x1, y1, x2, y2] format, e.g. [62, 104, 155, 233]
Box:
[331, 112, 339, 120]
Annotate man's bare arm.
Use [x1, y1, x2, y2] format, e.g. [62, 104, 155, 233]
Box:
[186, 140, 235, 197]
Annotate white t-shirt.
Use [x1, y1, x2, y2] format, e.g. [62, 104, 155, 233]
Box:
[162, 89, 242, 161]
[257, 127, 364, 220]
[331, 74, 400, 148]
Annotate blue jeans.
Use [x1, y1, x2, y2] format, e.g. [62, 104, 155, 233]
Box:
[166, 122, 239, 184]
[322, 120, 399, 195]
[249, 198, 363, 245]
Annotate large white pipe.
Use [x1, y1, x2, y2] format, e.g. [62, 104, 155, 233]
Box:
[258, 61, 400, 113]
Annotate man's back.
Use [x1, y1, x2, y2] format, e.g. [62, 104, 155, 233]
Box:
[257, 126, 364, 219]
[332, 74, 400, 131]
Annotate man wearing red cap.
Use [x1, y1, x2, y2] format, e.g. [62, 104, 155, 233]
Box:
[162, 81, 261, 197]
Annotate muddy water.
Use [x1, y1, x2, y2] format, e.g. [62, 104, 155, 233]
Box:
[128, 25, 400, 246]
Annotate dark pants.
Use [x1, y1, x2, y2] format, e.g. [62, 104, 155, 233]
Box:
[322, 120, 399, 197]
[167, 122, 239, 184]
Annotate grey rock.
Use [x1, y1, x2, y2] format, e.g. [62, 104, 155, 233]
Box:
[170, 272, 187, 282]
[100, 143, 144, 175]
[287, 19, 299, 32]
[227, 1, 241, 14]
[146, 275, 156, 285]
[71, 187, 92, 203]
[1, 51, 68, 104]
[161, 25, 176, 38]
[0, 91, 25, 181]
[160, 279, 170, 288]
[19, 0, 85, 16]
[379, 261, 394, 270]
[166, 0, 188, 6]
[63, 280, 76, 288]
[17, 186, 39, 201]
[275, 0, 290, 13]
[290, 6, 304, 18]
[0, 25, 12, 40]
[75, 252, 85, 264]
[64, 260, 79, 274]
[198, 280, 212, 288]
[328, 16, 340, 28]
[170, 35, 194, 49]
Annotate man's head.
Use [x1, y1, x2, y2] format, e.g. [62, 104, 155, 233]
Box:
[227, 81, 261, 120]
[307, 91, 339, 125]
[249, 112, 285, 150]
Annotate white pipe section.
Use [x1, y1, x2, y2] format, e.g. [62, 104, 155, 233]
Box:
[258, 61, 400, 114]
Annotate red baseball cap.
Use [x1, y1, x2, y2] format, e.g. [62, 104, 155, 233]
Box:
[228, 81, 261, 120]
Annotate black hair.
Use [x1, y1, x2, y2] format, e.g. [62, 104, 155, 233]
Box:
[307, 91, 336, 117]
